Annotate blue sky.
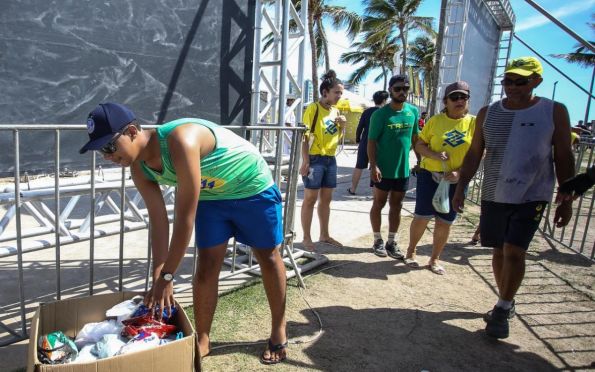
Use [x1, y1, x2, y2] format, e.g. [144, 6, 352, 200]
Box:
[316, 0, 594, 125]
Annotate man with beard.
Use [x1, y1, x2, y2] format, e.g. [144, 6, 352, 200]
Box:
[368, 75, 419, 258]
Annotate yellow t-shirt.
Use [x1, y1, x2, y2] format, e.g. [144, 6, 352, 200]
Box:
[302, 102, 342, 156]
[571, 132, 579, 145]
[419, 113, 476, 172]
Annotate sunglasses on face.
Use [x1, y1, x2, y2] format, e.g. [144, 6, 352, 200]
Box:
[501, 77, 533, 87]
[448, 93, 470, 101]
[392, 86, 410, 93]
[99, 126, 129, 155]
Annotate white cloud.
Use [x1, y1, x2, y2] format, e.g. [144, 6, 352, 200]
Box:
[515, 0, 595, 32]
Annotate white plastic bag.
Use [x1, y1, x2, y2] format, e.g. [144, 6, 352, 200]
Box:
[432, 179, 451, 214]
[91, 334, 126, 359]
[105, 297, 142, 323]
[75, 320, 122, 348]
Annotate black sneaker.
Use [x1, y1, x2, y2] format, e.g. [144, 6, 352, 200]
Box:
[485, 306, 510, 339]
[385, 241, 404, 260]
[372, 239, 387, 257]
[483, 300, 515, 323]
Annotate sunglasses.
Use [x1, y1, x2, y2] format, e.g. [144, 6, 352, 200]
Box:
[392, 86, 410, 93]
[448, 93, 470, 101]
[99, 126, 129, 154]
[501, 77, 533, 87]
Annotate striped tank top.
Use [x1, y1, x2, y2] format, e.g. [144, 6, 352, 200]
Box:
[481, 98, 555, 204]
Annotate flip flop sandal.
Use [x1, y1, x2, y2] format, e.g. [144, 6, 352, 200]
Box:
[469, 238, 479, 245]
[404, 258, 420, 268]
[260, 339, 288, 365]
[429, 263, 446, 275]
[347, 187, 356, 195]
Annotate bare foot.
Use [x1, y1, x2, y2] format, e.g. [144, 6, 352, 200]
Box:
[302, 239, 315, 251]
[319, 236, 343, 247]
[197, 334, 211, 358]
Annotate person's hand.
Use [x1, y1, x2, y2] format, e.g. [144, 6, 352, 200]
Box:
[371, 166, 382, 183]
[144, 277, 175, 320]
[299, 161, 310, 177]
[411, 164, 421, 176]
[335, 115, 347, 127]
[433, 151, 449, 161]
[452, 186, 465, 213]
[444, 171, 459, 182]
[556, 173, 595, 202]
[553, 201, 572, 228]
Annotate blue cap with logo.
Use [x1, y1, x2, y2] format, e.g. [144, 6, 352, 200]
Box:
[79, 102, 136, 154]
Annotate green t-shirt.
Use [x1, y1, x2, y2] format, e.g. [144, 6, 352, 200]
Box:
[140, 118, 274, 200]
[368, 103, 419, 178]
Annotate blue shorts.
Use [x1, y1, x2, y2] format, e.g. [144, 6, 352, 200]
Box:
[355, 142, 368, 169]
[414, 169, 458, 223]
[302, 155, 337, 189]
[480, 200, 547, 250]
[195, 185, 283, 249]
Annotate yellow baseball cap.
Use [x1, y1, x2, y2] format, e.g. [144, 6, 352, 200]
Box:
[505, 57, 543, 77]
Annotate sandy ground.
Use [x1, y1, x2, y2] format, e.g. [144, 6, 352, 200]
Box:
[1, 147, 594, 371]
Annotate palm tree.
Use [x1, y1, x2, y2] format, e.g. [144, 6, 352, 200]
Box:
[363, 0, 433, 74]
[407, 35, 436, 110]
[551, 19, 595, 67]
[305, 0, 361, 100]
[339, 30, 399, 90]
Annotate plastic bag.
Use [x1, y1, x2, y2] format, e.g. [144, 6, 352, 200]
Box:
[105, 297, 143, 323]
[38, 331, 78, 364]
[121, 313, 177, 339]
[91, 334, 126, 359]
[131, 303, 177, 323]
[432, 178, 451, 214]
[72, 344, 98, 364]
[75, 320, 122, 348]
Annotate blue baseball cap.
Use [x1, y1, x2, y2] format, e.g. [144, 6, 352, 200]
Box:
[79, 102, 136, 154]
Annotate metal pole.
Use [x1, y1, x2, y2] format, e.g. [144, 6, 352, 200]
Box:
[13, 130, 27, 337]
[54, 130, 61, 300]
[89, 152, 96, 295]
[251, 0, 264, 127]
[119, 166, 126, 291]
[524, 0, 595, 54]
[552, 81, 558, 100]
[583, 65, 595, 127]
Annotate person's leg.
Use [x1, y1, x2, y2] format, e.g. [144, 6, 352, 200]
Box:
[349, 168, 363, 194]
[318, 187, 341, 245]
[499, 243, 526, 301]
[370, 187, 389, 234]
[301, 188, 319, 250]
[253, 246, 288, 363]
[492, 247, 504, 292]
[193, 242, 229, 357]
[428, 218, 452, 269]
[387, 190, 405, 235]
[406, 217, 430, 259]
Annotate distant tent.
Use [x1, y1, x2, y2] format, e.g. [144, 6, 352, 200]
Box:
[336, 90, 374, 113]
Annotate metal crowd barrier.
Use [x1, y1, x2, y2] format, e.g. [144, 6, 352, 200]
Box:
[466, 141, 594, 260]
[0, 123, 322, 347]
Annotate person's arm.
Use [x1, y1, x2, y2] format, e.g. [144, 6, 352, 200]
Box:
[551, 102, 575, 227]
[300, 104, 314, 176]
[452, 106, 487, 213]
[355, 111, 366, 143]
[368, 111, 382, 182]
[131, 161, 170, 284]
[558, 165, 595, 200]
[411, 109, 421, 165]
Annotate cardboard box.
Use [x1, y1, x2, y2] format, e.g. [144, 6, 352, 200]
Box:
[27, 292, 196, 372]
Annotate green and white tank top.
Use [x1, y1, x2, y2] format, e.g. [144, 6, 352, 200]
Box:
[140, 118, 274, 200]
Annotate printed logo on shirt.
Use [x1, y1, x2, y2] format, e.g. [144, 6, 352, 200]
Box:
[387, 122, 412, 130]
[443, 129, 467, 147]
[324, 119, 339, 135]
[201, 177, 225, 190]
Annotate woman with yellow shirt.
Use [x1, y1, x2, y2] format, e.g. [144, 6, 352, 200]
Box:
[299, 70, 347, 251]
[405, 81, 476, 274]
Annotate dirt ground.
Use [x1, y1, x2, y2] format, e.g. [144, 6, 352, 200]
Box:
[199, 165, 595, 371]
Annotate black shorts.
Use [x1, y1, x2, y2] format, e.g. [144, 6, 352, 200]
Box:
[355, 142, 368, 169]
[373, 177, 409, 192]
[480, 200, 547, 250]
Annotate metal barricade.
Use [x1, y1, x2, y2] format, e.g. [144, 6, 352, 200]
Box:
[0, 123, 313, 347]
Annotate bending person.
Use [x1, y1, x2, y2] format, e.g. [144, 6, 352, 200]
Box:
[79, 103, 288, 364]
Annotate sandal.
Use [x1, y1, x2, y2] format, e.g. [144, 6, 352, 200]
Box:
[429, 263, 446, 275]
[260, 339, 288, 365]
[404, 257, 420, 268]
[347, 187, 356, 195]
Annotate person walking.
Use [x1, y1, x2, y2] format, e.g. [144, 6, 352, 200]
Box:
[452, 56, 575, 339]
[368, 74, 419, 259]
[300, 70, 347, 251]
[404, 81, 476, 274]
[347, 90, 389, 195]
[79, 103, 288, 364]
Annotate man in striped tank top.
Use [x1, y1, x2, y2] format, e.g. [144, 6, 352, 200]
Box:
[452, 57, 575, 339]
